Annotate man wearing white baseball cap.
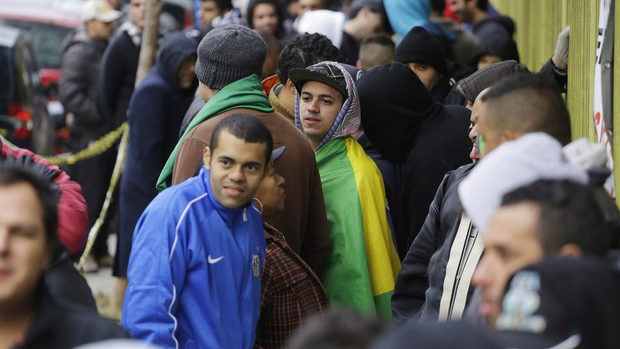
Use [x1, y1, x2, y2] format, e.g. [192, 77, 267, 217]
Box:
[82, 0, 123, 23]
[58, 0, 122, 272]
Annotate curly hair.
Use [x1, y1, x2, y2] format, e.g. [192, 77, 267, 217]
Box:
[276, 33, 341, 85]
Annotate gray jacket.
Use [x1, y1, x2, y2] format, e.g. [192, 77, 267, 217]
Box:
[58, 30, 108, 139]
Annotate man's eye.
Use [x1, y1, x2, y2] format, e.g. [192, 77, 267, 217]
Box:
[497, 249, 515, 262]
[322, 99, 332, 105]
[10, 228, 36, 238]
[301, 96, 311, 102]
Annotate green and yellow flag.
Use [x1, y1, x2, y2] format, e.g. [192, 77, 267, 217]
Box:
[316, 137, 401, 320]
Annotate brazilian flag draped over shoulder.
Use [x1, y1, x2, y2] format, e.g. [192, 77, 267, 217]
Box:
[316, 136, 401, 320]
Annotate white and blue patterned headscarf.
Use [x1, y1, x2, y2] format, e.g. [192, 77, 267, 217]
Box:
[294, 61, 361, 150]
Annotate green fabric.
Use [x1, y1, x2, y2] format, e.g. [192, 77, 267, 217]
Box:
[374, 291, 394, 321]
[156, 75, 273, 191]
[315, 138, 376, 313]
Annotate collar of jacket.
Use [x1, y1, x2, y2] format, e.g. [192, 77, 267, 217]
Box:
[157, 74, 274, 191]
[269, 84, 295, 123]
[118, 20, 142, 46]
[15, 284, 61, 347]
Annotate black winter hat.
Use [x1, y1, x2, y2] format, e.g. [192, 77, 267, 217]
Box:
[395, 26, 448, 75]
[371, 320, 501, 349]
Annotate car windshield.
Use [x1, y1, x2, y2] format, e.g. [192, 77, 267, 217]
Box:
[0, 19, 72, 69]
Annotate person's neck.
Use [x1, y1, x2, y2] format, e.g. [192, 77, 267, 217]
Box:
[472, 9, 488, 24]
[278, 85, 295, 112]
[309, 137, 321, 151]
[343, 20, 365, 41]
[430, 10, 442, 19]
[0, 303, 35, 349]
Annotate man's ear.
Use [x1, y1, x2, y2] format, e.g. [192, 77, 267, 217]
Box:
[356, 59, 364, 70]
[286, 78, 297, 95]
[502, 129, 521, 142]
[264, 161, 274, 175]
[558, 243, 583, 258]
[203, 146, 211, 170]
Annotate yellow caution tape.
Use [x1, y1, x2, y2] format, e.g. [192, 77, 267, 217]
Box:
[41, 123, 128, 165]
[77, 124, 130, 274]
[0, 135, 18, 150]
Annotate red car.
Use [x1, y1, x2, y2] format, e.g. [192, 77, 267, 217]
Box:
[0, 0, 82, 152]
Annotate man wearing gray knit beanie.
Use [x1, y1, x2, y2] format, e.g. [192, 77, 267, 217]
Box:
[194, 24, 266, 97]
[158, 24, 330, 275]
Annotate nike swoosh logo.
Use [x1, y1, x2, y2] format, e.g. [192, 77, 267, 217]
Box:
[208, 255, 224, 264]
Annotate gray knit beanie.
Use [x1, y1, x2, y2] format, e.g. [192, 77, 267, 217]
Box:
[195, 24, 267, 90]
[456, 60, 530, 104]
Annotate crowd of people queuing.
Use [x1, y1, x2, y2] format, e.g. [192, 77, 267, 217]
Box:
[1, 0, 619, 348]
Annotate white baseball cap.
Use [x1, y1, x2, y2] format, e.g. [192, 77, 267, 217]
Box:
[82, 0, 122, 23]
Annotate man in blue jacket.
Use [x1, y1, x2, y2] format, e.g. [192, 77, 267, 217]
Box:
[123, 114, 272, 349]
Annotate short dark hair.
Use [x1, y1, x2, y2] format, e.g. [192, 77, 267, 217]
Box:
[210, 113, 273, 164]
[480, 74, 572, 145]
[359, 33, 395, 70]
[201, 0, 233, 11]
[430, 0, 446, 13]
[276, 33, 341, 85]
[256, 29, 282, 55]
[288, 309, 385, 349]
[468, 0, 488, 11]
[501, 180, 611, 256]
[360, 33, 394, 48]
[0, 167, 58, 245]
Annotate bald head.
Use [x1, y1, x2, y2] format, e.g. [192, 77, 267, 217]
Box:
[479, 74, 572, 148]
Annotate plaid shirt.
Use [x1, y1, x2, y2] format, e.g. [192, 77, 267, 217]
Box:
[255, 224, 329, 349]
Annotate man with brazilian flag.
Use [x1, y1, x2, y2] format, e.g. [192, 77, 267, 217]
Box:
[289, 61, 401, 320]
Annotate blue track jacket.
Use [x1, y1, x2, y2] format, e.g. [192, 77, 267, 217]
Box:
[122, 167, 265, 349]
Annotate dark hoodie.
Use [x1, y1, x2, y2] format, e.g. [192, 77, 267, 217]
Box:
[472, 15, 519, 64]
[357, 63, 471, 258]
[395, 27, 467, 106]
[116, 31, 198, 277]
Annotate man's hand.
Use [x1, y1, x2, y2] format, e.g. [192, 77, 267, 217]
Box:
[552, 26, 570, 71]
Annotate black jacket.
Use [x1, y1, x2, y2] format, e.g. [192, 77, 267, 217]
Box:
[117, 32, 198, 277]
[13, 286, 128, 348]
[357, 132, 402, 233]
[357, 63, 472, 259]
[58, 30, 108, 139]
[431, 75, 467, 106]
[391, 163, 477, 323]
[97, 23, 141, 132]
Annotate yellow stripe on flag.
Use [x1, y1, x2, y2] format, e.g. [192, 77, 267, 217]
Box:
[345, 137, 401, 298]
